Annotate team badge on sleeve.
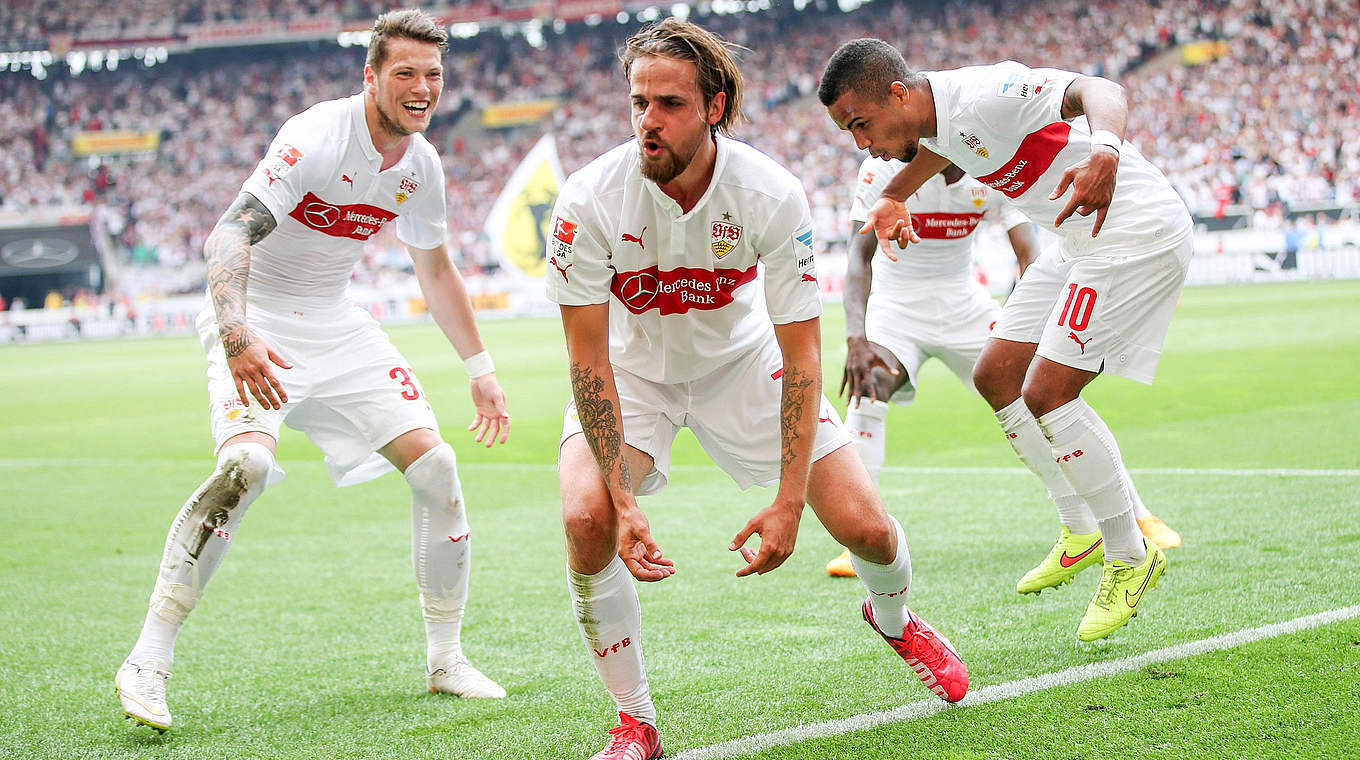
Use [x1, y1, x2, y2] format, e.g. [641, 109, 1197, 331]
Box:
[711, 218, 742, 259]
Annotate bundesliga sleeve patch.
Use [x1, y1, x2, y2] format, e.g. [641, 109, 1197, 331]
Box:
[261, 144, 304, 186]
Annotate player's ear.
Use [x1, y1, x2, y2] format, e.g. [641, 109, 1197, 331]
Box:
[889, 80, 909, 106]
[363, 64, 377, 96]
[706, 91, 727, 128]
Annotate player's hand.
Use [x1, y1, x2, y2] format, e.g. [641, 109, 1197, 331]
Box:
[859, 196, 919, 262]
[468, 373, 510, 447]
[840, 335, 900, 401]
[223, 329, 292, 410]
[617, 503, 674, 582]
[1051, 148, 1118, 237]
[730, 498, 804, 577]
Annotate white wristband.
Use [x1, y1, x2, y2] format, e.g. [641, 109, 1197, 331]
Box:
[463, 350, 495, 378]
[1089, 129, 1122, 154]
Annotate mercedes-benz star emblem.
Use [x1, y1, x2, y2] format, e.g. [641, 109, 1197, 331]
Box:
[0, 238, 81, 270]
[619, 272, 659, 311]
[302, 202, 341, 228]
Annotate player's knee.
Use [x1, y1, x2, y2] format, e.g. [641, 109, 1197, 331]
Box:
[404, 443, 463, 515]
[1021, 379, 1070, 420]
[846, 516, 896, 563]
[867, 368, 899, 403]
[972, 360, 1010, 406]
[215, 442, 274, 493]
[561, 496, 614, 546]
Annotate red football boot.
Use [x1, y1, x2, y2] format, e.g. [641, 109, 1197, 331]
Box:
[589, 711, 662, 760]
[862, 599, 969, 702]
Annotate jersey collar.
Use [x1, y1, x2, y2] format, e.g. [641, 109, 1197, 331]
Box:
[922, 71, 952, 153]
[348, 93, 383, 163]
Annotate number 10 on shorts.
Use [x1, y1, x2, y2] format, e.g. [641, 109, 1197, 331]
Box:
[1058, 283, 1097, 332]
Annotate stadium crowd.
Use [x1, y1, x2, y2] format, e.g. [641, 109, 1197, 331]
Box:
[1, 0, 1356, 297]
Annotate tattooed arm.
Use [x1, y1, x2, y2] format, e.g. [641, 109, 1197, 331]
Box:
[560, 303, 672, 581]
[204, 192, 292, 409]
[1052, 75, 1127, 235]
[730, 316, 822, 577]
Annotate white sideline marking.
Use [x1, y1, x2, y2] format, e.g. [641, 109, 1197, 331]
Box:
[1, 459, 1358, 478]
[672, 605, 1360, 760]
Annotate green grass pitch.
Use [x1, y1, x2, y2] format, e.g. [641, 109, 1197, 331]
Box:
[1, 279, 1357, 759]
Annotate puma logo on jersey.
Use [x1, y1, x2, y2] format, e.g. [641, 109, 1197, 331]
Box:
[341, 173, 354, 189]
[1069, 331, 1089, 353]
[801, 273, 818, 283]
[621, 227, 646, 249]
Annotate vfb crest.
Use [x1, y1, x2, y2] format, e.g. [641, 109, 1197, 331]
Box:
[711, 220, 742, 258]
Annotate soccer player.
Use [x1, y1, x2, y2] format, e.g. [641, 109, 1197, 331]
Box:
[820, 41, 1190, 642]
[826, 157, 1180, 578]
[114, 10, 510, 732]
[547, 20, 968, 760]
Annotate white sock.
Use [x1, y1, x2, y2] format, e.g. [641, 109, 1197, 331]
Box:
[994, 397, 1097, 534]
[404, 443, 471, 669]
[850, 515, 912, 634]
[568, 556, 654, 724]
[135, 442, 273, 666]
[1036, 399, 1145, 563]
[845, 398, 890, 486]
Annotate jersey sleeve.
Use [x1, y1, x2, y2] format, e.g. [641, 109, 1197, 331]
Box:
[760, 180, 822, 325]
[545, 172, 613, 306]
[239, 114, 326, 227]
[972, 61, 1079, 135]
[395, 148, 448, 250]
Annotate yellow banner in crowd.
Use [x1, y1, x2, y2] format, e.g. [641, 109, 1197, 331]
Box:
[72, 130, 161, 156]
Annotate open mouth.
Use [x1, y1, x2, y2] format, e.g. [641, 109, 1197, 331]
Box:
[403, 101, 430, 117]
[642, 138, 665, 157]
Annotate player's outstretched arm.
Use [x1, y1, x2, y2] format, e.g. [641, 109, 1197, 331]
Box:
[841, 222, 898, 401]
[1006, 221, 1041, 277]
[864, 148, 951, 260]
[408, 243, 509, 446]
[731, 317, 822, 577]
[205, 192, 291, 410]
[561, 304, 673, 582]
[1051, 76, 1127, 235]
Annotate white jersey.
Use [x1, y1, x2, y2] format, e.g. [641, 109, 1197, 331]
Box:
[850, 156, 1028, 285]
[545, 135, 821, 384]
[920, 61, 1192, 258]
[239, 93, 447, 311]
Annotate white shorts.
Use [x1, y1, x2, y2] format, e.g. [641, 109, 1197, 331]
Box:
[992, 237, 1193, 384]
[559, 335, 852, 496]
[863, 278, 1000, 405]
[198, 301, 441, 487]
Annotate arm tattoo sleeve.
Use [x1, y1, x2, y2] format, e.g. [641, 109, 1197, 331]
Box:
[779, 367, 816, 471]
[1060, 82, 1085, 121]
[570, 361, 632, 492]
[204, 193, 277, 357]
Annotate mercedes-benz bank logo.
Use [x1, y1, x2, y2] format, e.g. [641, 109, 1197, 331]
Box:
[619, 272, 659, 310]
[302, 202, 341, 228]
[1, 238, 80, 269]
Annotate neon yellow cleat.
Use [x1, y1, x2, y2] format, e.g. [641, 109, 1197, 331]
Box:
[1138, 513, 1182, 549]
[1017, 526, 1103, 595]
[1077, 538, 1167, 642]
[826, 548, 857, 578]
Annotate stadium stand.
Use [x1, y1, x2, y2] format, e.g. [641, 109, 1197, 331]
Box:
[1, 0, 1356, 323]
